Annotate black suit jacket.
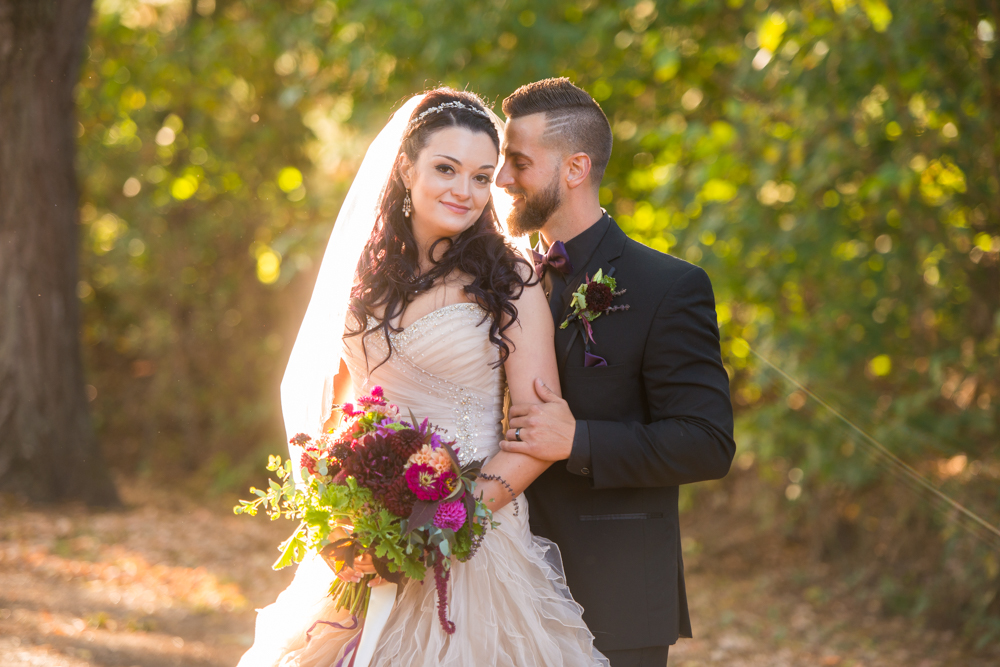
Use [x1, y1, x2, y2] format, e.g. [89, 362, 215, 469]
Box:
[525, 218, 735, 652]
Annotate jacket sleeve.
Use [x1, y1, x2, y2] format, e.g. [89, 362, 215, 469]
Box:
[583, 265, 736, 490]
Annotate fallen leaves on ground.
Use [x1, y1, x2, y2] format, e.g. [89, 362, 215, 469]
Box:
[1, 478, 997, 666]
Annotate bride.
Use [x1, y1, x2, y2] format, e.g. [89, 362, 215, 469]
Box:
[238, 89, 608, 666]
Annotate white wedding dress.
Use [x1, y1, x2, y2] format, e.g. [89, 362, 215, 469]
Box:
[239, 302, 608, 666]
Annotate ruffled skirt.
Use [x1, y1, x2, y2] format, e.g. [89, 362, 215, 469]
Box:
[238, 496, 608, 667]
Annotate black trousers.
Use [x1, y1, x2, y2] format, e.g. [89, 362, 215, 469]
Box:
[601, 645, 670, 667]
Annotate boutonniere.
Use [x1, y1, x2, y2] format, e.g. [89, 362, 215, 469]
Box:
[560, 268, 629, 367]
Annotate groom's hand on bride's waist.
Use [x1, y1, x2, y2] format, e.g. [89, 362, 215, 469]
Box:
[502, 379, 576, 462]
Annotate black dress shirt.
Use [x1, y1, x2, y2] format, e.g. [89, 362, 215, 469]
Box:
[539, 212, 612, 478]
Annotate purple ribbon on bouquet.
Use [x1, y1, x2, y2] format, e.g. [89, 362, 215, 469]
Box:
[306, 616, 363, 667]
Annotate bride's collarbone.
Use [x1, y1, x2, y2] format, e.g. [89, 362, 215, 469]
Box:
[381, 278, 478, 330]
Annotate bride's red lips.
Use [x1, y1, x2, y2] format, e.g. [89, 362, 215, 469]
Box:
[441, 201, 470, 214]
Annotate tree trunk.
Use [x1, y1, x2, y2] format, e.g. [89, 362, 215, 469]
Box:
[0, 0, 118, 504]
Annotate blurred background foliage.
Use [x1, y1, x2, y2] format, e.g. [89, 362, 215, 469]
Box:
[78, 0, 998, 642]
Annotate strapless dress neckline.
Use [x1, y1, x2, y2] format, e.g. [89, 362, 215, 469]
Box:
[394, 301, 485, 332]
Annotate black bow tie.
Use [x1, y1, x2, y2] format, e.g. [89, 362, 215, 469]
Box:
[532, 241, 573, 278]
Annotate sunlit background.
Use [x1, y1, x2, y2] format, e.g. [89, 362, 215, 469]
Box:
[11, 0, 1000, 663]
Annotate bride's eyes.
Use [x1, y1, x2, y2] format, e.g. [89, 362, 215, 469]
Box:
[435, 164, 492, 185]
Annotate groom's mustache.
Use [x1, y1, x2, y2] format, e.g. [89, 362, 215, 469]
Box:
[503, 186, 526, 198]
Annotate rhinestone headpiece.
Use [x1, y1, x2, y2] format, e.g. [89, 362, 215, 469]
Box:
[407, 101, 491, 130]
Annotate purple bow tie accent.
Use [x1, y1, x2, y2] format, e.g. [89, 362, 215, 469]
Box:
[532, 241, 574, 278]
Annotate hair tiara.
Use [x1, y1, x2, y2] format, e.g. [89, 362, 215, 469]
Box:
[407, 100, 491, 129]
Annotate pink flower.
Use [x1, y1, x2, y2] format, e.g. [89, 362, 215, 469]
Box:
[433, 500, 466, 532]
[358, 386, 387, 408]
[407, 444, 453, 475]
[436, 471, 460, 499]
[405, 463, 442, 501]
[300, 452, 318, 477]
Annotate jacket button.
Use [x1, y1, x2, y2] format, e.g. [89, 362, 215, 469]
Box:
[580, 467, 590, 476]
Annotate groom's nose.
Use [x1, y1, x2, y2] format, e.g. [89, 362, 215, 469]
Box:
[495, 161, 514, 189]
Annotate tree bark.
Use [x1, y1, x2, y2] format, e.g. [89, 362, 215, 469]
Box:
[0, 0, 118, 504]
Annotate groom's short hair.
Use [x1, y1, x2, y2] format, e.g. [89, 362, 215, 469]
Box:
[502, 78, 613, 187]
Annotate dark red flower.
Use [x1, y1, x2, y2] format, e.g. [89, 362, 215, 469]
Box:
[585, 282, 613, 312]
[345, 434, 405, 499]
[385, 428, 424, 460]
[329, 441, 354, 465]
[382, 476, 417, 517]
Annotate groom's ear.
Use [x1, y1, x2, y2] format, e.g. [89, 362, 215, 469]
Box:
[398, 154, 414, 188]
[564, 152, 593, 190]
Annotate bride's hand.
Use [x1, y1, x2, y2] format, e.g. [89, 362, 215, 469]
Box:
[336, 552, 378, 584]
[328, 525, 378, 583]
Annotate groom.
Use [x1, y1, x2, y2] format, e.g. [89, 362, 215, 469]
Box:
[498, 78, 736, 666]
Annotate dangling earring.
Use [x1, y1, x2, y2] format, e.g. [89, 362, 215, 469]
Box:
[402, 188, 412, 218]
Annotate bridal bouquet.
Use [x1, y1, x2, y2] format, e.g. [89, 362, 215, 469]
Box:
[235, 387, 496, 634]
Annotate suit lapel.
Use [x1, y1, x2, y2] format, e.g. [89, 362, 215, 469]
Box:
[554, 221, 628, 369]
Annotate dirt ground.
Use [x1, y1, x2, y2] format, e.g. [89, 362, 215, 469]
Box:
[1, 480, 997, 667]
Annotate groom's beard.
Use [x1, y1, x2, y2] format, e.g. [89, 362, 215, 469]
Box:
[506, 173, 561, 237]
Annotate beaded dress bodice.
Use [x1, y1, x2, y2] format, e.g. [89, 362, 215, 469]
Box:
[341, 302, 506, 466]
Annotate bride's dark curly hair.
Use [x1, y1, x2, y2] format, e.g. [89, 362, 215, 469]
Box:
[346, 88, 534, 368]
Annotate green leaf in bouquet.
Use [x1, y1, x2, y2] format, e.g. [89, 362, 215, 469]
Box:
[401, 556, 426, 581]
[371, 554, 405, 584]
[405, 500, 440, 535]
[304, 508, 331, 530]
[252, 486, 266, 498]
[452, 522, 473, 560]
[233, 499, 259, 516]
[438, 540, 450, 557]
[381, 421, 406, 432]
[318, 460, 328, 476]
[273, 524, 307, 570]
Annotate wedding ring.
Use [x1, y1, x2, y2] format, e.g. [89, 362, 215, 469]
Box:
[515, 427, 522, 442]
